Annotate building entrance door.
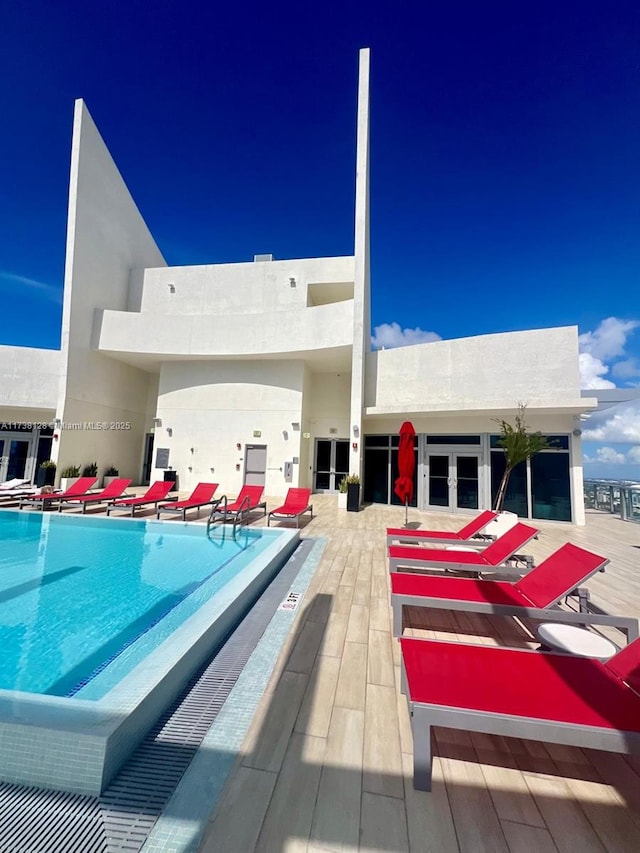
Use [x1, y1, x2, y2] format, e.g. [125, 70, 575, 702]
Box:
[314, 439, 349, 492]
[426, 452, 481, 512]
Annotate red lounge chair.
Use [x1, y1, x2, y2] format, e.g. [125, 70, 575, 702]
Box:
[388, 522, 539, 574]
[387, 509, 498, 546]
[106, 480, 176, 516]
[57, 478, 132, 513]
[391, 541, 638, 640]
[400, 635, 640, 791]
[267, 488, 313, 527]
[18, 477, 99, 510]
[208, 485, 267, 524]
[156, 482, 219, 520]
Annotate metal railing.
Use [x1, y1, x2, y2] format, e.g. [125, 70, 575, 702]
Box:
[206, 494, 252, 537]
[584, 479, 640, 523]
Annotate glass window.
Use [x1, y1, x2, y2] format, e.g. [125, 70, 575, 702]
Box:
[427, 435, 480, 445]
[364, 435, 390, 448]
[363, 437, 417, 506]
[544, 435, 569, 450]
[531, 453, 571, 521]
[364, 448, 390, 503]
[490, 452, 528, 517]
[491, 434, 569, 450]
[36, 436, 53, 470]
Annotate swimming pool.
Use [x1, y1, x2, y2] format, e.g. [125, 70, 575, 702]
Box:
[0, 510, 299, 794]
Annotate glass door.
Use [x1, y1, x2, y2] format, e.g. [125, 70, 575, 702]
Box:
[0, 437, 31, 482]
[426, 452, 480, 512]
[314, 439, 349, 492]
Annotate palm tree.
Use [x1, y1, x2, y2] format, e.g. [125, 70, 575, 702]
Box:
[493, 404, 549, 512]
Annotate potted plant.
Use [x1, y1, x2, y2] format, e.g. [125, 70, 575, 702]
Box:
[345, 473, 361, 512]
[103, 465, 120, 488]
[36, 460, 56, 487]
[82, 461, 98, 478]
[337, 476, 348, 509]
[60, 464, 81, 492]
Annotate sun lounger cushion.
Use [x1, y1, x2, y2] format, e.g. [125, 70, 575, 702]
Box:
[401, 637, 640, 731]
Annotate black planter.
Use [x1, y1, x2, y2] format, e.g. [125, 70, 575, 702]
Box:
[346, 482, 360, 512]
[36, 467, 56, 487]
[164, 470, 178, 492]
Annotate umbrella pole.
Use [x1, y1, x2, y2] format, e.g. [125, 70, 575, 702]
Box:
[404, 497, 408, 527]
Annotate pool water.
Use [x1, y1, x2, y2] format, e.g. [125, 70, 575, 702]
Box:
[0, 511, 280, 700]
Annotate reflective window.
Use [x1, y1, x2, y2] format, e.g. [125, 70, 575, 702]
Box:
[427, 435, 480, 445]
[531, 453, 571, 521]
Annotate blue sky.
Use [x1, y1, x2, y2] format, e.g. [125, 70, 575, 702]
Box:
[1, 1, 639, 479]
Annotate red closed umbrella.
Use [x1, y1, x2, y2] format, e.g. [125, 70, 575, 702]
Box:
[394, 420, 416, 526]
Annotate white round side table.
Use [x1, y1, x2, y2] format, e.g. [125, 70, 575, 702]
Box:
[537, 623, 617, 660]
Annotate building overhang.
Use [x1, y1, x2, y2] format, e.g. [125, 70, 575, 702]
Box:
[364, 399, 597, 421]
[580, 388, 640, 413]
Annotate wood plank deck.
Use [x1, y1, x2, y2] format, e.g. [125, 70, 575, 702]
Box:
[195, 497, 640, 852]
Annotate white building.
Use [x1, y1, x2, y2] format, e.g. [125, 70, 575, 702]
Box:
[0, 50, 596, 524]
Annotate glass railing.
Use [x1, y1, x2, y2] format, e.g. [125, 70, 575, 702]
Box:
[621, 485, 640, 523]
[584, 480, 640, 523]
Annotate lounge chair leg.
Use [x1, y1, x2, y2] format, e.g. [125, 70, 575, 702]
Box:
[392, 601, 403, 638]
[412, 709, 433, 791]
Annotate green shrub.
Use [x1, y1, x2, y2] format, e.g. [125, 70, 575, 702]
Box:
[60, 465, 80, 478]
[104, 465, 119, 476]
[82, 462, 98, 477]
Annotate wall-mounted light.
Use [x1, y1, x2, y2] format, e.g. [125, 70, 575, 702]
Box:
[236, 442, 242, 451]
[168, 283, 176, 293]
[153, 417, 162, 427]
[352, 425, 360, 437]
[282, 430, 289, 440]
[291, 421, 300, 431]
[53, 418, 62, 429]
[166, 427, 173, 437]
[289, 277, 296, 287]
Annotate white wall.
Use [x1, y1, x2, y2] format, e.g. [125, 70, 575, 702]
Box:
[306, 372, 352, 438]
[364, 412, 577, 436]
[135, 256, 354, 315]
[366, 326, 583, 412]
[97, 300, 354, 359]
[0, 346, 61, 411]
[55, 100, 167, 482]
[350, 48, 371, 479]
[153, 360, 306, 497]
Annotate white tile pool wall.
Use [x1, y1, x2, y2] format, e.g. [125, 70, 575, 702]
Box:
[0, 524, 299, 795]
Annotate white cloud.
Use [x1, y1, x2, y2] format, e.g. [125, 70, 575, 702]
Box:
[371, 322, 441, 350]
[582, 401, 640, 443]
[611, 358, 640, 381]
[0, 271, 61, 303]
[578, 317, 639, 361]
[628, 446, 640, 464]
[578, 317, 639, 389]
[586, 446, 626, 464]
[578, 352, 615, 389]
